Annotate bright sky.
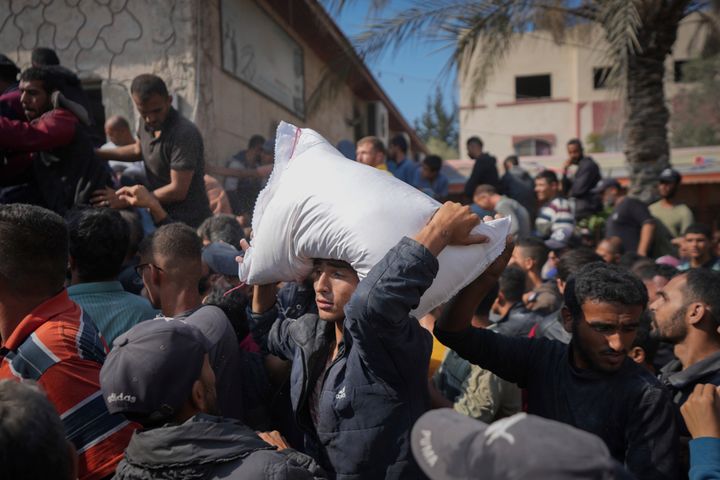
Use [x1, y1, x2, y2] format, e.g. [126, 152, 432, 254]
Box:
[330, 1, 457, 127]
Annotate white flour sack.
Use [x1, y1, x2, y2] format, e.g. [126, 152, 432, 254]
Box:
[239, 121, 512, 318]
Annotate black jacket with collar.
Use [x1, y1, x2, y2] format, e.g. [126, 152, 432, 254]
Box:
[435, 326, 679, 480]
[114, 414, 326, 480]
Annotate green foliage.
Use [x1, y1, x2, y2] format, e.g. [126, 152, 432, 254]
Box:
[671, 55, 720, 147]
[425, 137, 459, 159]
[414, 87, 458, 153]
[585, 132, 606, 153]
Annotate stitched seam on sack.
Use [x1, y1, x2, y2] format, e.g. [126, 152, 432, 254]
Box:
[289, 127, 302, 158]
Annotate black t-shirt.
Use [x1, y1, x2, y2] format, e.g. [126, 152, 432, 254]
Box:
[605, 197, 653, 254]
[434, 326, 679, 479]
[138, 108, 212, 228]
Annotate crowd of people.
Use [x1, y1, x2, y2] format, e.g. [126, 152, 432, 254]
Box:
[1, 47, 720, 480]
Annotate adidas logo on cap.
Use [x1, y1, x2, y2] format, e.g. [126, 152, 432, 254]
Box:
[107, 392, 137, 404]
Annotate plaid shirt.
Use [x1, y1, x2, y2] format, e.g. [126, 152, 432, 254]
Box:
[0, 290, 134, 480]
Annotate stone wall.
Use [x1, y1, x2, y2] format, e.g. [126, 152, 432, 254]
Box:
[1, 0, 356, 164]
[0, 0, 198, 132]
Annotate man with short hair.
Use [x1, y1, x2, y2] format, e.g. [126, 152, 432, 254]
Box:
[650, 168, 694, 239]
[597, 178, 656, 257]
[218, 134, 267, 216]
[102, 115, 146, 184]
[473, 184, 531, 239]
[562, 138, 601, 220]
[31, 47, 61, 67]
[0, 380, 77, 480]
[534, 169, 575, 239]
[95, 74, 212, 227]
[355, 136, 388, 171]
[651, 269, 720, 406]
[0, 204, 133, 480]
[0, 67, 109, 213]
[412, 154, 449, 200]
[678, 224, 720, 271]
[500, 155, 535, 215]
[137, 222, 244, 421]
[251, 202, 489, 478]
[464, 136, 499, 198]
[66, 207, 158, 345]
[490, 265, 537, 337]
[100, 320, 326, 479]
[435, 260, 679, 479]
[197, 213, 245, 247]
[510, 237, 561, 314]
[30, 47, 95, 129]
[596, 237, 623, 264]
[387, 134, 417, 184]
[632, 261, 676, 305]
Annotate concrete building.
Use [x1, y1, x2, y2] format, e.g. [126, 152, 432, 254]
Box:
[458, 14, 707, 161]
[0, 0, 424, 165]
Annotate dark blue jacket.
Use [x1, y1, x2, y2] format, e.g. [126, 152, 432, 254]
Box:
[251, 238, 436, 479]
[689, 437, 720, 480]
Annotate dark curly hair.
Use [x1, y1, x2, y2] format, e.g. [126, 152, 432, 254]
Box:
[564, 262, 648, 321]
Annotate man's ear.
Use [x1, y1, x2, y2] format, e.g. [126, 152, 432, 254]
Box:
[68, 255, 76, 272]
[687, 302, 708, 327]
[561, 306, 574, 334]
[190, 379, 206, 413]
[523, 256, 534, 272]
[556, 279, 566, 295]
[628, 346, 646, 366]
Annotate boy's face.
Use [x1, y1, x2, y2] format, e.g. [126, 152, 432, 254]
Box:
[312, 260, 359, 322]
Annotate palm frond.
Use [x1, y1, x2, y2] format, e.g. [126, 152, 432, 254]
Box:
[322, 0, 391, 17]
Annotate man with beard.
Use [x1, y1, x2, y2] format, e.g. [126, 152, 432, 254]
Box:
[650, 268, 720, 406]
[0, 67, 109, 212]
[101, 320, 326, 479]
[435, 261, 679, 479]
[94, 74, 212, 228]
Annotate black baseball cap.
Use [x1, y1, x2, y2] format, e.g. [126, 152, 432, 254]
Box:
[412, 409, 630, 480]
[659, 168, 681, 184]
[100, 319, 211, 425]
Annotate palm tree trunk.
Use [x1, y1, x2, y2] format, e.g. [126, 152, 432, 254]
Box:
[623, 2, 689, 202]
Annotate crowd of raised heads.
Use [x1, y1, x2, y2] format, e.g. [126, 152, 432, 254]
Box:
[1, 47, 720, 480]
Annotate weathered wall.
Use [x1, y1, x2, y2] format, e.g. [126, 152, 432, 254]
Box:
[0, 0, 357, 165]
[199, 0, 355, 165]
[0, 0, 198, 131]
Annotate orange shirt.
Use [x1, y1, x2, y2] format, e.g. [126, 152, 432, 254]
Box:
[0, 291, 134, 480]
